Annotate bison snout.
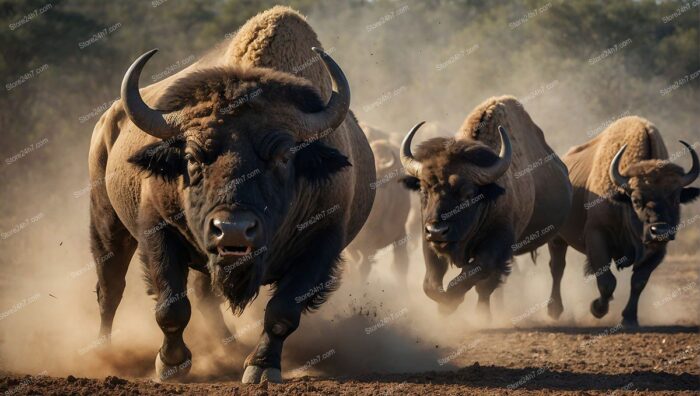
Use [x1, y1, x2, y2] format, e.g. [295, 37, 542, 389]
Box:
[649, 222, 674, 241]
[208, 210, 262, 256]
[425, 222, 450, 241]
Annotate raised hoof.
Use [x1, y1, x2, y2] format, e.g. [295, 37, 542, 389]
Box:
[547, 300, 564, 320]
[438, 300, 461, 316]
[621, 317, 639, 329]
[155, 352, 191, 382]
[590, 299, 609, 319]
[242, 365, 264, 384]
[261, 368, 283, 383]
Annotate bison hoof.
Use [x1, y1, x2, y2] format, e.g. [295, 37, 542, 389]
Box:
[438, 301, 460, 316]
[547, 299, 564, 319]
[590, 299, 609, 319]
[242, 365, 264, 384]
[621, 317, 639, 329]
[262, 368, 283, 383]
[154, 351, 191, 382]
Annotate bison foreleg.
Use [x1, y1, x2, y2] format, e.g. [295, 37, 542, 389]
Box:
[546, 236, 568, 319]
[191, 271, 234, 344]
[141, 224, 192, 382]
[243, 229, 343, 384]
[585, 230, 616, 319]
[90, 199, 137, 340]
[621, 247, 665, 328]
[421, 238, 452, 307]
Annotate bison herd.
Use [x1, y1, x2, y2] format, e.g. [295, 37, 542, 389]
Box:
[87, 6, 699, 383]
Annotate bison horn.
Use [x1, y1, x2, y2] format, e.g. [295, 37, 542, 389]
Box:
[400, 121, 425, 177]
[609, 145, 631, 189]
[121, 49, 179, 139]
[679, 140, 699, 186]
[475, 125, 513, 184]
[304, 47, 351, 137]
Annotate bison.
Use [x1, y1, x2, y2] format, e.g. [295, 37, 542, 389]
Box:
[546, 116, 699, 327]
[89, 7, 375, 383]
[399, 96, 572, 318]
[346, 133, 412, 284]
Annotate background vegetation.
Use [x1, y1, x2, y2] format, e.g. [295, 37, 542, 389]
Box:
[1, 0, 699, 261]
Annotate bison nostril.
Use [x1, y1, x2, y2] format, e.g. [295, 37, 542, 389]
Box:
[210, 219, 224, 238]
[244, 221, 258, 240]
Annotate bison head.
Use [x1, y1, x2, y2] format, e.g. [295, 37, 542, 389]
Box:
[609, 142, 699, 244]
[123, 49, 351, 312]
[399, 122, 511, 264]
[371, 139, 398, 178]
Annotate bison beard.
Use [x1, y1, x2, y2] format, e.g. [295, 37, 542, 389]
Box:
[209, 255, 262, 316]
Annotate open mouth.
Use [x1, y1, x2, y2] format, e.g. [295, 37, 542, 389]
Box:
[430, 241, 455, 251]
[217, 245, 253, 257]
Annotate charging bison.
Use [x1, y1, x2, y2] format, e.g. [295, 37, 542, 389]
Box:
[400, 96, 572, 317]
[89, 7, 374, 383]
[346, 133, 411, 284]
[546, 116, 699, 326]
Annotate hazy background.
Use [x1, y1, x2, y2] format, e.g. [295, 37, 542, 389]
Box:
[0, 0, 698, 380]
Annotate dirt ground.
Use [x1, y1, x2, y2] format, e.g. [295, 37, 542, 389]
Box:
[1, 257, 698, 395]
[1, 325, 698, 395]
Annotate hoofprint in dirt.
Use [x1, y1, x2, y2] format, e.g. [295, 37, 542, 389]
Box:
[1, 325, 698, 395]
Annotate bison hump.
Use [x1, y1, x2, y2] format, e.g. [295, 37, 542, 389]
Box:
[225, 6, 332, 101]
[588, 116, 668, 197]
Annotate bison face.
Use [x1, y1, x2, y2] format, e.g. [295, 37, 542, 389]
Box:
[399, 123, 511, 264]
[609, 143, 699, 244]
[122, 48, 351, 312]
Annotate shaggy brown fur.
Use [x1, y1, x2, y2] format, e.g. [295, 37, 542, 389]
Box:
[226, 6, 331, 100]
[574, 116, 669, 198]
[547, 115, 699, 327]
[403, 96, 572, 317]
[88, 6, 375, 384]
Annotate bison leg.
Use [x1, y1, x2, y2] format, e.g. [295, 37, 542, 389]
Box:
[90, 201, 137, 340]
[142, 225, 192, 382]
[243, 230, 343, 384]
[358, 249, 374, 283]
[421, 238, 453, 309]
[621, 247, 665, 328]
[546, 236, 568, 319]
[191, 271, 234, 344]
[585, 231, 616, 319]
[474, 273, 501, 323]
[392, 237, 409, 286]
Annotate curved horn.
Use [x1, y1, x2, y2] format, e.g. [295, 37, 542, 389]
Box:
[304, 47, 351, 136]
[400, 121, 425, 177]
[679, 140, 699, 186]
[121, 49, 178, 139]
[609, 145, 630, 189]
[475, 125, 513, 184]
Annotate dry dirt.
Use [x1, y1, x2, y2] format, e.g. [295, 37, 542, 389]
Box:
[0, 255, 698, 395]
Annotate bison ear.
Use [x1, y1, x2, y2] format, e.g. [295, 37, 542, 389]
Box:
[294, 141, 351, 184]
[479, 183, 505, 201]
[128, 140, 184, 180]
[681, 187, 700, 204]
[399, 176, 421, 191]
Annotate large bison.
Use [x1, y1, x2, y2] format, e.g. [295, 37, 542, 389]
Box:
[399, 96, 572, 318]
[346, 132, 411, 284]
[89, 7, 375, 383]
[546, 116, 699, 326]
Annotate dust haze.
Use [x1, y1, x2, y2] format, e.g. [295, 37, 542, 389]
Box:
[0, 2, 698, 381]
